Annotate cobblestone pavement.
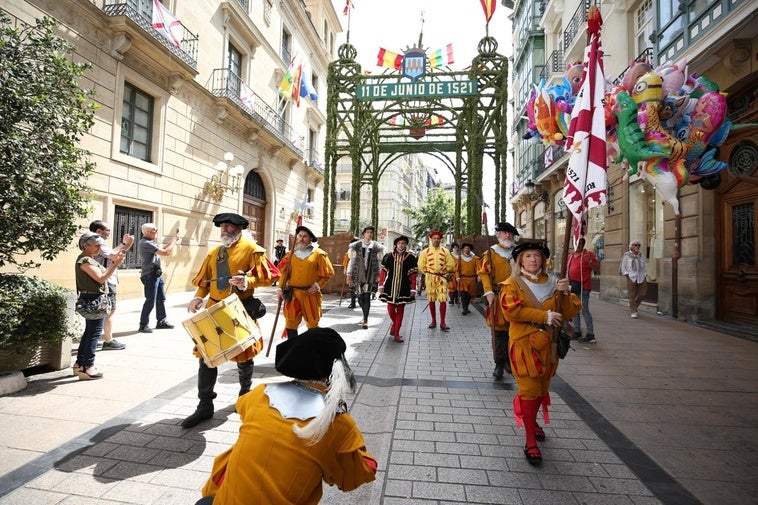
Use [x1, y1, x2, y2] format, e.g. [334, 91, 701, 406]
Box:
[0, 287, 756, 504]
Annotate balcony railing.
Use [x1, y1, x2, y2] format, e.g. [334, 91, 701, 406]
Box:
[613, 47, 653, 85]
[102, 0, 198, 68]
[211, 68, 304, 157]
[235, 0, 249, 12]
[563, 0, 591, 52]
[540, 49, 564, 81]
[304, 148, 324, 173]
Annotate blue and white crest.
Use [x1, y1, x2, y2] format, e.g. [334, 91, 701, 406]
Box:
[402, 49, 426, 81]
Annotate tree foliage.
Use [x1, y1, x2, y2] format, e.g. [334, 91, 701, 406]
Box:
[0, 14, 96, 270]
[404, 188, 465, 245]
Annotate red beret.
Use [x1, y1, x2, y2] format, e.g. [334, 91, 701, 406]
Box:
[429, 230, 443, 239]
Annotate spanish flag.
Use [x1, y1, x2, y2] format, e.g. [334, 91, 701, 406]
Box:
[429, 44, 454, 68]
[480, 0, 496, 24]
[377, 48, 403, 70]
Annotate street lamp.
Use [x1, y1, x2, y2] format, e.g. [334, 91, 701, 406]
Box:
[204, 152, 245, 202]
[525, 179, 548, 203]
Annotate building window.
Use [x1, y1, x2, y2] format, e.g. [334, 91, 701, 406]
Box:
[305, 188, 314, 218]
[120, 82, 154, 162]
[113, 205, 152, 270]
[281, 28, 292, 63]
[311, 73, 319, 101]
[635, 0, 653, 54]
[228, 41, 243, 95]
[243, 171, 266, 200]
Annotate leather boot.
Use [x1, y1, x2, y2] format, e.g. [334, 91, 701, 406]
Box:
[237, 359, 254, 396]
[182, 361, 217, 429]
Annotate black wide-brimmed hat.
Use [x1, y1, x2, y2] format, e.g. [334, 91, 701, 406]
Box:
[394, 235, 410, 246]
[275, 327, 347, 380]
[295, 225, 317, 242]
[361, 225, 375, 235]
[495, 222, 519, 235]
[461, 242, 474, 250]
[512, 241, 550, 262]
[213, 213, 249, 227]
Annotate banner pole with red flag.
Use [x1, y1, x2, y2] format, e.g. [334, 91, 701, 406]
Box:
[560, 4, 607, 274]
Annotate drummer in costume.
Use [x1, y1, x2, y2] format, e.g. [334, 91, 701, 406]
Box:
[183, 213, 279, 429]
[500, 242, 581, 465]
[195, 327, 377, 505]
[477, 222, 518, 379]
[377, 235, 418, 342]
[417, 230, 455, 331]
[455, 243, 479, 316]
[276, 226, 334, 338]
[346, 226, 384, 329]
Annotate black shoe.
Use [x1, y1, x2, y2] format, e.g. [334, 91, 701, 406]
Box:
[138, 325, 153, 333]
[572, 332, 582, 340]
[181, 402, 214, 429]
[492, 365, 504, 379]
[156, 321, 174, 329]
[580, 334, 597, 343]
[347, 303, 356, 309]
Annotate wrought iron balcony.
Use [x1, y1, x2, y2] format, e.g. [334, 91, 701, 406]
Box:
[540, 49, 564, 81]
[613, 48, 653, 85]
[211, 68, 304, 157]
[563, 0, 591, 52]
[303, 148, 324, 173]
[102, 0, 198, 69]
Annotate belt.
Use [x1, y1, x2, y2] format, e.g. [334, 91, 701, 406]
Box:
[528, 322, 550, 332]
[286, 285, 312, 290]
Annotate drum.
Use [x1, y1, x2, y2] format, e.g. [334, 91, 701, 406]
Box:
[182, 294, 263, 368]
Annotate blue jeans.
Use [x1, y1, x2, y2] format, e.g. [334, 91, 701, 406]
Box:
[140, 273, 167, 327]
[76, 295, 104, 368]
[572, 288, 594, 334]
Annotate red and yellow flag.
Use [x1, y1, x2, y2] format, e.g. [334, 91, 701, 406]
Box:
[479, 0, 496, 24]
[376, 48, 403, 70]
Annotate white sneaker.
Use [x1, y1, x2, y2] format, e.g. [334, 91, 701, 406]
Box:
[631, 312, 639, 318]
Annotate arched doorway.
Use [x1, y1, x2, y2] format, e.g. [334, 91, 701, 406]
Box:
[242, 171, 266, 246]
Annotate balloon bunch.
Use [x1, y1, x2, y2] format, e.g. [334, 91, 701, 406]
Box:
[523, 61, 585, 146]
[610, 57, 731, 215]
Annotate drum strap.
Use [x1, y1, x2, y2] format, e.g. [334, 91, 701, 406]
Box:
[216, 247, 231, 290]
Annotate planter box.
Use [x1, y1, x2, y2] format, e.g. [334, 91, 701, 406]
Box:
[0, 337, 72, 373]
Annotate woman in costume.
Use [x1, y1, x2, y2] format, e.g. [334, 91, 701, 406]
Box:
[377, 235, 418, 342]
[196, 327, 377, 504]
[499, 242, 581, 465]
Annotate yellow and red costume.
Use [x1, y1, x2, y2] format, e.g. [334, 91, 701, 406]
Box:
[278, 247, 334, 330]
[477, 245, 514, 330]
[201, 383, 377, 504]
[499, 273, 580, 429]
[455, 252, 479, 297]
[191, 237, 278, 363]
[417, 245, 455, 302]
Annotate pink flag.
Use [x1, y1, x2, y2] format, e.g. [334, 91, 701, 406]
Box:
[240, 81, 255, 112]
[562, 5, 607, 244]
[152, 0, 182, 48]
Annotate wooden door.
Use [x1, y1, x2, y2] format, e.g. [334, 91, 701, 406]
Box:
[242, 198, 265, 246]
[717, 131, 758, 327]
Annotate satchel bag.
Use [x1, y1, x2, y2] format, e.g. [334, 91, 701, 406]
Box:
[241, 296, 266, 320]
[557, 329, 572, 359]
[75, 293, 112, 320]
[569, 279, 582, 295]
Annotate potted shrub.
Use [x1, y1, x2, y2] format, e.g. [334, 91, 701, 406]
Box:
[0, 274, 76, 373]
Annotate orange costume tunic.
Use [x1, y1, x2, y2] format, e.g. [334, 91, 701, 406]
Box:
[455, 253, 480, 296]
[191, 237, 279, 362]
[417, 245, 455, 302]
[278, 247, 334, 329]
[448, 251, 461, 297]
[477, 245, 514, 330]
[201, 384, 377, 504]
[499, 273, 581, 400]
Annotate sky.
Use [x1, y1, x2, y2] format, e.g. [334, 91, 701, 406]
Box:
[329, 0, 514, 221]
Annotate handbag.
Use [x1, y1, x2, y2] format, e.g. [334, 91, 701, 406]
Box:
[75, 293, 112, 320]
[557, 329, 572, 359]
[241, 296, 266, 320]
